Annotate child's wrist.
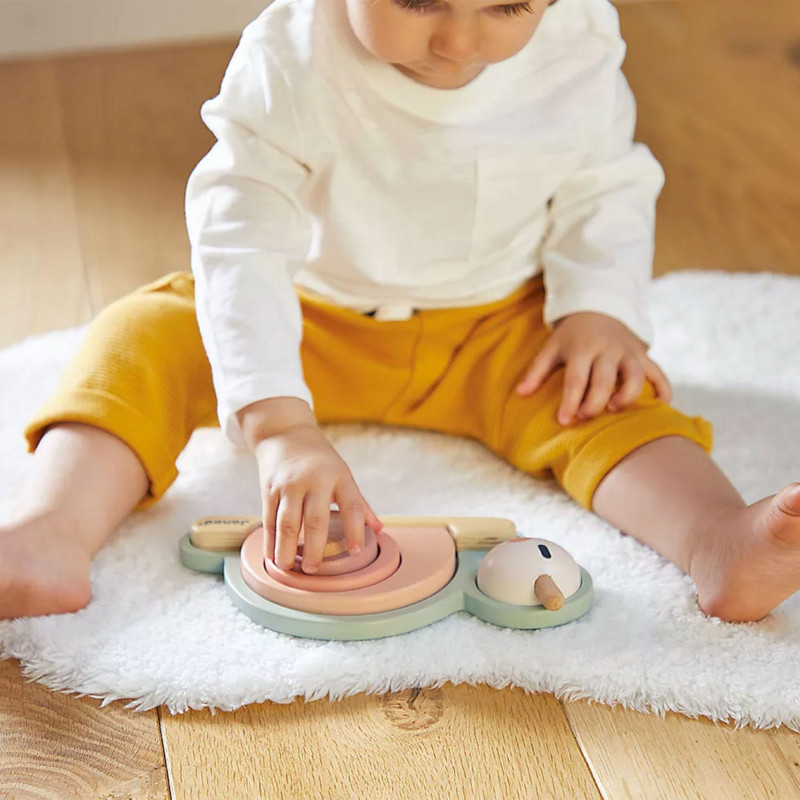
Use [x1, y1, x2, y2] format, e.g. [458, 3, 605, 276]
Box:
[237, 397, 318, 449]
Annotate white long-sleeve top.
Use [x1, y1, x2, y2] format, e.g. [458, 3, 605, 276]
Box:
[185, 0, 666, 447]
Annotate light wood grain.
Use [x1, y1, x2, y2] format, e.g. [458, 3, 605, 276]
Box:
[160, 684, 601, 800]
[0, 659, 169, 800]
[768, 726, 800, 787]
[0, 59, 90, 348]
[620, 1, 800, 275]
[564, 701, 800, 800]
[50, 41, 236, 310]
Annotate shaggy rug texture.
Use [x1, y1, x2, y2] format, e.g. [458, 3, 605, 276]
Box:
[1, 271, 799, 727]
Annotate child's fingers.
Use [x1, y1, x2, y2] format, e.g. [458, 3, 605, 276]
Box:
[645, 359, 672, 403]
[335, 484, 369, 555]
[607, 356, 646, 411]
[558, 356, 592, 425]
[577, 355, 619, 419]
[274, 491, 305, 570]
[515, 342, 559, 396]
[298, 492, 332, 574]
[262, 485, 280, 563]
[365, 504, 384, 534]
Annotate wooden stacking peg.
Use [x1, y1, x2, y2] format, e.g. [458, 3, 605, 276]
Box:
[190, 513, 353, 558]
[190, 516, 261, 551]
[378, 516, 518, 550]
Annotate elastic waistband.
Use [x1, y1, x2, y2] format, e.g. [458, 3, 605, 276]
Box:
[296, 276, 544, 326]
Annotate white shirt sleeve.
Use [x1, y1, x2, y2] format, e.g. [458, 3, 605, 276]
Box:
[540, 69, 665, 345]
[185, 34, 314, 448]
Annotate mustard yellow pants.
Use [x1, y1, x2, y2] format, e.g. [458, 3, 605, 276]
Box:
[24, 271, 713, 510]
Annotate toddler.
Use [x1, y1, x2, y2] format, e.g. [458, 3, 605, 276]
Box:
[3, 0, 799, 624]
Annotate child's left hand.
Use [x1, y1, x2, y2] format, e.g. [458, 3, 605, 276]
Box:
[514, 311, 672, 426]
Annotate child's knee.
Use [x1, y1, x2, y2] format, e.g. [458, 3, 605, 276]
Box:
[95, 278, 203, 367]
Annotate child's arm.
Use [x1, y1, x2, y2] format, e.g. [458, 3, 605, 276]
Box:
[539, 70, 665, 347]
[186, 27, 314, 451]
[186, 24, 380, 569]
[523, 69, 669, 424]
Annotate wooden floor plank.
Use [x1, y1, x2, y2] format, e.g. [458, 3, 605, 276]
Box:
[50, 40, 236, 311]
[620, 1, 800, 275]
[0, 659, 169, 800]
[768, 726, 800, 786]
[0, 59, 90, 348]
[563, 701, 800, 800]
[160, 684, 600, 800]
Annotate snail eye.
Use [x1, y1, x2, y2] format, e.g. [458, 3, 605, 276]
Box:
[538, 544, 552, 559]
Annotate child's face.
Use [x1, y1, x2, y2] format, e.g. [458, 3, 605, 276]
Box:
[345, 0, 550, 89]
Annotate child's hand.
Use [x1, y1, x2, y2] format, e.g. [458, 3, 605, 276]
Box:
[514, 311, 672, 426]
[253, 423, 383, 573]
[238, 397, 382, 574]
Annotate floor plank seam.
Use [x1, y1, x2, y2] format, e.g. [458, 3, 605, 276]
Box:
[157, 706, 176, 800]
[559, 702, 609, 800]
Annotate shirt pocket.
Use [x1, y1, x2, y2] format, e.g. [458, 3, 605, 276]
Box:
[471, 149, 584, 263]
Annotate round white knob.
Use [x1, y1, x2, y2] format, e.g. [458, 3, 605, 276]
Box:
[476, 538, 581, 608]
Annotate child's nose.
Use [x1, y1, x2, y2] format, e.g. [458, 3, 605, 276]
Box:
[430, 17, 481, 63]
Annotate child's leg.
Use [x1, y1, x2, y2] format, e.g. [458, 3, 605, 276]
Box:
[592, 435, 800, 622]
[486, 347, 800, 623]
[2, 273, 218, 620]
[0, 423, 148, 618]
[376, 279, 800, 622]
[3, 276, 414, 620]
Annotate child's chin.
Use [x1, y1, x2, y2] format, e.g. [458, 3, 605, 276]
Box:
[396, 62, 484, 89]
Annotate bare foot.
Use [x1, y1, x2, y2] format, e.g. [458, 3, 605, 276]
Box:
[691, 483, 800, 622]
[0, 514, 92, 619]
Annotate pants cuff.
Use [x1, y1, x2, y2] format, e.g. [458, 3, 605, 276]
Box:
[24, 389, 180, 507]
[561, 410, 714, 510]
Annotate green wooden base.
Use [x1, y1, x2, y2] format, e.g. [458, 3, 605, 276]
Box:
[179, 534, 594, 641]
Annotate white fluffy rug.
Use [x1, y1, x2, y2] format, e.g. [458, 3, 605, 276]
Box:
[2, 271, 800, 727]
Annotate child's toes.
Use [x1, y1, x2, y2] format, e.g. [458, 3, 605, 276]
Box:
[777, 483, 800, 517]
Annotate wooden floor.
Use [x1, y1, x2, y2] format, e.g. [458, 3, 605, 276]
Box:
[2, 2, 800, 797]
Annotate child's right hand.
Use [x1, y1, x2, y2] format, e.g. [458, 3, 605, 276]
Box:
[237, 397, 382, 574]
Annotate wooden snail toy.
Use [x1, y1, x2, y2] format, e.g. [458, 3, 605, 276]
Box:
[179, 513, 593, 640]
